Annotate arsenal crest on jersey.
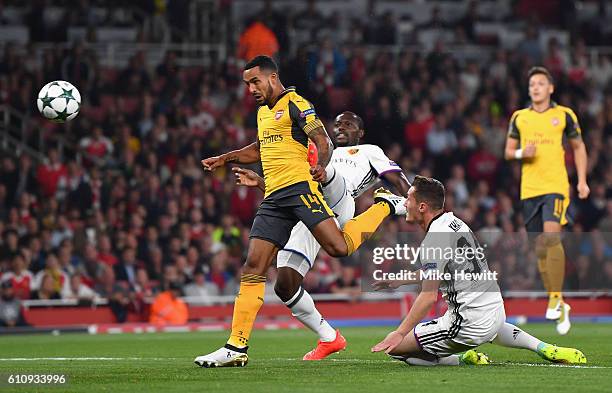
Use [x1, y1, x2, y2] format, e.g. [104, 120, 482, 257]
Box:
[551, 117, 559, 126]
[275, 110, 284, 120]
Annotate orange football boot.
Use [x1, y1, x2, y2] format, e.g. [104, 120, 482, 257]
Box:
[303, 330, 347, 360]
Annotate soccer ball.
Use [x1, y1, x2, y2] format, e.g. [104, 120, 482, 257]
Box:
[37, 80, 81, 123]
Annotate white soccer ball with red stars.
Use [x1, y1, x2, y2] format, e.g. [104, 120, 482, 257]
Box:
[37, 80, 81, 123]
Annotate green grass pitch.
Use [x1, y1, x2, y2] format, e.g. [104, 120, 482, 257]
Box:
[0, 323, 610, 393]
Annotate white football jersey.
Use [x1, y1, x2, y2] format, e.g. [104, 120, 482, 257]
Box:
[330, 144, 402, 198]
[418, 212, 503, 316]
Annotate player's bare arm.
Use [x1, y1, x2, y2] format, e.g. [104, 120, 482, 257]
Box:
[372, 278, 440, 354]
[201, 141, 261, 171]
[308, 126, 334, 182]
[233, 167, 265, 193]
[381, 171, 411, 197]
[569, 136, 590, 199]
[504, 137, 536, 160]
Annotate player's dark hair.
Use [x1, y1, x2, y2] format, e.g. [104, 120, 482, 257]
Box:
[528, 66, 554, 84]
[338, 111, 365, 131]
[244, 55, 278, 73]
[412, 175, 445, 211]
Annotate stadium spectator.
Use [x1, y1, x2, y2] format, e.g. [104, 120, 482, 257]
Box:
[95, 265, 131, 322]
[293, 0, 324, 39]
[1, 253, 32, 300]
[307, 37, 348, 88]
[133, 267, 156, 298]
[114, 247, 139, 287]
[36, 148, 67, 199]
[0, 230, 20, 261]
[50, 215, 73, 248]
[237, 18, 279, 62]
[149, 281, 188, 325]
[184, 270, 219, 300]
[517, 25, 543, 64]
[62, 273, 98, 301]
[31, 274, 61, 300]
[79, 126, 114, 167]
[97, 234, 118, 267]
[32, 253, 69, 296]
[426, 112, 458, 156]
[61, 42, 93, 91]
[0, 280, 27, 327]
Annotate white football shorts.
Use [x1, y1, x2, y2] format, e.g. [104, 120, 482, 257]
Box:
[411, 303, 506, 357]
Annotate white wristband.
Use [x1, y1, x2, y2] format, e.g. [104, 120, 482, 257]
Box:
[514, 149, 523, 159]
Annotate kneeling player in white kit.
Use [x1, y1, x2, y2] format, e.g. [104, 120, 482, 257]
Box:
[233, 111, 410, 360]
[372, 176, 587, 365]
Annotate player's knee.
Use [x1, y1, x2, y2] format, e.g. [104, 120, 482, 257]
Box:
[274, 280, 298, 303]
[535, 244, 547, 259]
[242, 256, 267, 276]
[537, 233, 560, 250]
[543, 233, 561, 247]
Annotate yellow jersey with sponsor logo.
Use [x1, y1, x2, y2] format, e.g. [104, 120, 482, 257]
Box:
[257, 87, 324, 197]
[507, 102, 581, 200]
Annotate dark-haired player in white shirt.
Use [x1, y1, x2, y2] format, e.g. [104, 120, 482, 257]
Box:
[372, 176, 586, 366]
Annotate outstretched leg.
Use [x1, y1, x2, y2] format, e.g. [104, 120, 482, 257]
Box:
[493, 322, 586, 364]
[275, 264, 346, 359]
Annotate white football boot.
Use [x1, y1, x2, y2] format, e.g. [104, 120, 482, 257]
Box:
[556, 302, 571, 335]
[194, 345, 249, 368]
[373, 187, 407, 216]
[545, 297, 562, 320]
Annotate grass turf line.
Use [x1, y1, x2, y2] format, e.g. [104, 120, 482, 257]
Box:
[0, 323, 610, 393]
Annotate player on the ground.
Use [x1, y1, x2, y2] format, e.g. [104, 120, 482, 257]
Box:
[371, 175, 587, 366]
[504, 66, 590, 335]
[232, 111, 410, 360]
[194, 56, 404, 367]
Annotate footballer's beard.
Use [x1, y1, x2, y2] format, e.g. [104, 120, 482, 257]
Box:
[260, 84, 274, 106]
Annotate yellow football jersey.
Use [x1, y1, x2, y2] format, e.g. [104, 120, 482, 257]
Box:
[257, 87, 324, 197]
[508, 102, 582, 200]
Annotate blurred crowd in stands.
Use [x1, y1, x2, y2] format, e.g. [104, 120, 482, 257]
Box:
[1, 0, 612, 325]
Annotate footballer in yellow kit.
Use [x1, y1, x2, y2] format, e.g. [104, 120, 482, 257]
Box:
[195, 55, 402, 367]
[505, 66, 590, 335]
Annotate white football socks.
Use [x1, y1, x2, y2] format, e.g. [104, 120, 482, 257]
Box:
[284, 287, 337, 342]
[493, 322, 542, 352]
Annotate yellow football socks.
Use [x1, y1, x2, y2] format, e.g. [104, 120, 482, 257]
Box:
[537, 256, 551, 292]
[546, 242, 565, 299]
[227, 274, 266, 349]
[342, 202, 391, 255]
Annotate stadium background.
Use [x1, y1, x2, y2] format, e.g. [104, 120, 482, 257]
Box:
[0, 0, 611, 332]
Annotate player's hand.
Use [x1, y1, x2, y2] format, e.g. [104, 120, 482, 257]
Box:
[372, 280, 402, 291]
[523, 144, 536, 158]
[201, 156, 225, 171]
[310, 164, 327, 183]
[577, 182, 590, 199]
[232, 167, 260, 187]
[371, 330, 404, 354]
